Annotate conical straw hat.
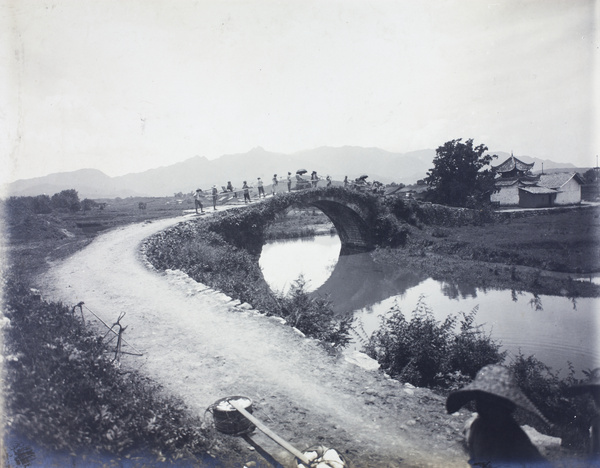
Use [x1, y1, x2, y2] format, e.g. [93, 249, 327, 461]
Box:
[446, 365, 549, 424]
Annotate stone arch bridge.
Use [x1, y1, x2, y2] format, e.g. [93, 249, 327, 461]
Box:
[259, 188, 378, 255]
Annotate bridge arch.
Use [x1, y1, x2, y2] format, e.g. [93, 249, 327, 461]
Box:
[263, 188, 376, 254]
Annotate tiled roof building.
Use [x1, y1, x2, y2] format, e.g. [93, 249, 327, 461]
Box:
[491, 155, 582, 207]
[495, 155, 535, 178]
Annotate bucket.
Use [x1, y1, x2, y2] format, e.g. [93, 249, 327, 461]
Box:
[211, 396, 255, 435]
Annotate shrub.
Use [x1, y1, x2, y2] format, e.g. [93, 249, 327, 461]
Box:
[3, 277, 212, 462]
[51, 189, 81, 212]
[363, 297, 505, 389]
[508, 353, 594, 451]
[82, 198, 98, 211]
[275, 277, 353, 348]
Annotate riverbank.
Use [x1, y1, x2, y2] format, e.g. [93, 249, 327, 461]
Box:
[374, 204, 600, 298]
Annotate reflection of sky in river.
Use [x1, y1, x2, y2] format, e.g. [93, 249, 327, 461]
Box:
[259, 235, 341, 294]
[260, 235, 599, 375]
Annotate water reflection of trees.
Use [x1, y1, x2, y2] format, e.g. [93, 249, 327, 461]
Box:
[439, 281, 478, 300]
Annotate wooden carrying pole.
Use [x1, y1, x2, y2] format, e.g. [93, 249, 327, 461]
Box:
[229, 399, 311, 466]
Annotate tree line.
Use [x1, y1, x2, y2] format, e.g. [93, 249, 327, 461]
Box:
[3, 189, 98, 215]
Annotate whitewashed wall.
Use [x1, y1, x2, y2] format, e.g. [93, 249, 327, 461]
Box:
[554, 177, 581, 205]
[491, 185, 520, 205]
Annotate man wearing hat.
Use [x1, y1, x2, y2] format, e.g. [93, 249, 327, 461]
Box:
[446, 364, 549, 466]
[565, 368, 600, 457]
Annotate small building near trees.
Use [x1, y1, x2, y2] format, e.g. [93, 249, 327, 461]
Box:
[491, 155, 583, 207]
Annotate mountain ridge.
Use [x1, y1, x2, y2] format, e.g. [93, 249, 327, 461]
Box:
[3, 147, 577, 198]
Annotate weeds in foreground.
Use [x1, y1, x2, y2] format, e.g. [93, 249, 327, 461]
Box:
[2, 277, 213, 463]
[509, 353, 595, 451]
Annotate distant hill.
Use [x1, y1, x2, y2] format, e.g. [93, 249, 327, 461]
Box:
[488, 151, 576, 172]
[2, 147, 576, 199]
[4, 169, 141, 198]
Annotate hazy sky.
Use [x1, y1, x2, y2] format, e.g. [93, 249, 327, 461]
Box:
[1, 0, 598, 185]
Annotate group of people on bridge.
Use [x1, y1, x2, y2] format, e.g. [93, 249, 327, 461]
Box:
[191, 170, 343, 213]
[190, 170, 388, 214]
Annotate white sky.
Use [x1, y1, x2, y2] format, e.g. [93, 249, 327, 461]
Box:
[1, 0, 598, 184]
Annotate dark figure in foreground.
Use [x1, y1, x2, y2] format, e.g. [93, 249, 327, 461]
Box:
[446, 364, 549, 467]
[242, 181, 251, 203]
[194, 188, 204, 214]
[565, 368, 600, 459]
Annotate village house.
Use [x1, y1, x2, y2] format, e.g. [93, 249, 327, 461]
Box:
[491, 155, 583, 208]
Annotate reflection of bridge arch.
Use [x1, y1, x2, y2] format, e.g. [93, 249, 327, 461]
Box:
[266, 189, 375, 254]
[314, 252, 426, 313]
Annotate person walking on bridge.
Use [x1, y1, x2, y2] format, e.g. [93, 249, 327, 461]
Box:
[311, 171, 319, 188]
[257, 177, 265, 198]
[194, 188, 204, 214]
[211, 185, 218, 210]
[272, 174, 278, 195]
[242, 181, 251, 203]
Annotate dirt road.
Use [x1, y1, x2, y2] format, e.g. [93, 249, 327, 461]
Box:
[38, 213, 473, 467]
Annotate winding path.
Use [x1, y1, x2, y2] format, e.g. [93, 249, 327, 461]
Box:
[38, 212, 469, 467]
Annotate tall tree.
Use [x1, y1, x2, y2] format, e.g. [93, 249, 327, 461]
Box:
[51, 189, 81, 212]
[424, 139, 497, 207]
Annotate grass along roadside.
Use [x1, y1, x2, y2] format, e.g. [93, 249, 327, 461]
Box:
[1, 193, 250, 466]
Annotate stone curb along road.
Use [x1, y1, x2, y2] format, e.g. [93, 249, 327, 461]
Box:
[39, 208, 472, 467]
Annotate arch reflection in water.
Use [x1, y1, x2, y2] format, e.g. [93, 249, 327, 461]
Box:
[259, 235, 599, 374]
[259, 235, 341, 295]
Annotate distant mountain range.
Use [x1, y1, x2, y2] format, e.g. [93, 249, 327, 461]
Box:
[2, 146, 578, 199]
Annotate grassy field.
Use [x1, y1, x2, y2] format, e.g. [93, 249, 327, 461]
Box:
[373, 205, 600, 298]
[4, 196, 191, 278]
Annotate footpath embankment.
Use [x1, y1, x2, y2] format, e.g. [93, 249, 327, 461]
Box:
[37, 213, 474, 467]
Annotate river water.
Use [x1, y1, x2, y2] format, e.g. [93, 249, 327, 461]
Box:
[259, 235, 599, 374]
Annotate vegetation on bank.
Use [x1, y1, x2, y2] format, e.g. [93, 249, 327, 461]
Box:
[362, 298, 596, 451]
[362, 299, 506, 390]
[144, 190, 599, 455]
[2, 191, 241, 465]
[2, 276, 218, 464]
[144, 219, 353, 347]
